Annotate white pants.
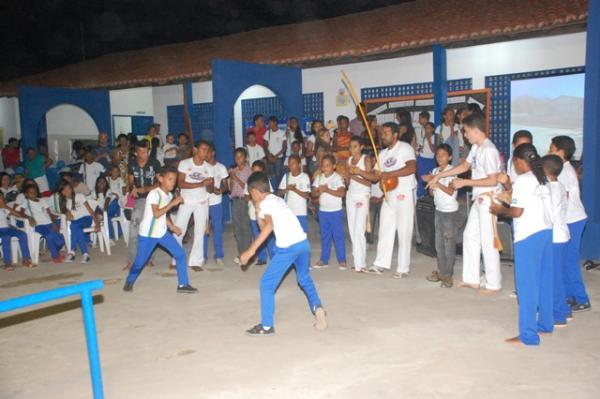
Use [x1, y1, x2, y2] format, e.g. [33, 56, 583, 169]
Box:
[462, 195, 501, 289]
[374, 189, 415, 273]
[173, 201, 208, 267]
[346, 192, 369, 271]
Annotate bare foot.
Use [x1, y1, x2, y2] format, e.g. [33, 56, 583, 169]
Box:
[122, 262, 131, 271]
[5, 263, 15, 271]
[538, 331, 552, 336]
[314, 307, 328, 331]
[457, 281, 480, 289]
[190, 266, 204, 272]
[478, 288, 501, 296]
[505, 336, 523, 345]
[22, 259, 35, 268]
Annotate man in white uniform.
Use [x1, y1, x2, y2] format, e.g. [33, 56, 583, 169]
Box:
[368, 122, 417, 278]
[203, 143, 228, 265]
[428, 114, 502, 293]
[174, 140, 214, 271]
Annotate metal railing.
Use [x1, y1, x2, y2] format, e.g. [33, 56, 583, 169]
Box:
[0, 280, 105, 399]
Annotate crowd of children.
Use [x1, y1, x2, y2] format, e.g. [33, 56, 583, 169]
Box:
[0, 108, 593, 343]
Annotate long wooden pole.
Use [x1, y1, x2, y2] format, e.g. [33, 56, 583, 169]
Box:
[341, 70, 388, 200]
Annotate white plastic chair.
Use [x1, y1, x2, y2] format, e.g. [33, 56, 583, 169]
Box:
[111, 210, 129, 246]
[60, 212, 111, 256]
[0, 236, 23, 264]
[9, 215, 43, 266]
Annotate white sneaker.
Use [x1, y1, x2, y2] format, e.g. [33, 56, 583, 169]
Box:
[313, 262, 328, 269]
[65, 253, 75, 263]
[234, 257, 240, 264]
[81, 254, 91, 264]
[216, 258, 224, 266]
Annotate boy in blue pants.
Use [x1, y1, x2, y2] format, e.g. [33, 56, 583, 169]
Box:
[240, 171, 327, 336]
[124, 166, 197, 294]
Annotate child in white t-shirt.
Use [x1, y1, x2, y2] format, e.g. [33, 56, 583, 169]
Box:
[244, 160, 275, 265]
[283, 141, 307, 173]
[90, 175, 119, 243]
[79, 150, 106, 191]
[239, 171, 326, 337]
[311, 154, 346, 269]
[0, 191, 32, 270]
[490, 143, 553, 346]
[278, 155, 311, 232]
[22, 184, 65, 264]
[548, 135, 590, 312]
[108, 165, 127, 208]
[124, 166, 196, 293]
[542, 154, 572, 327]
[163, 133, 179, 165]
[245, 131, 266, 166]
[423, 144, 458, 287]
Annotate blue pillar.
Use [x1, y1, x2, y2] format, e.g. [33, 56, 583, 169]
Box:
[581, 0, 600, 260]
[432, 44, 447, 128]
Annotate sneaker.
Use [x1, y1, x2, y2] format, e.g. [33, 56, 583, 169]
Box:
[314, 306, 328, 331]
[245, 324, 275, 337]
[215, 258, 224, 266]
[571, 302, 591, 313]
[338, 263, 348, 271]
[367, 266, 384, 275]
[313, 262, 328, 269]
[566, 297, 576, 307]
[256, 260, 267, 266]
[392, 272, 409, 279]
[123, 282, 134, 292]
[177, 284, 198, 294]
[233, 257, 241, 265]
[554, 320, 568, 328]
[81, 254, 91, 264]
[65, 253, 75, 263]
[566, 312, 574, 321]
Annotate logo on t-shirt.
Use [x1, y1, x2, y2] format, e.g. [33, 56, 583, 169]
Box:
[384, 157, 397, 168]
[188, 171, 206, 182]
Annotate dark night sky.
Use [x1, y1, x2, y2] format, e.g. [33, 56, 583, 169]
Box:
[1, 0, 408, 82]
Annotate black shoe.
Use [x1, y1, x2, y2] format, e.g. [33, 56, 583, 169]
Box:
[245, 324, 275, 337]
[177, 284, 198, 294]
[256, 260, 267, 266]
[571, 302, 591, 313]
[566, 297, 576, 307]
[123, 282, 134, 292]
[566, 312, 574, 321]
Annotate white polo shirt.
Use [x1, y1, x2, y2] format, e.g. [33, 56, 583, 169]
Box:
[548, 181, 570, 244]
[557, 161, 587, 224]
[511, 171, 552, 243]
[257, 194, 307, 248]
[278, 172, 310, 216]
[377, 140, 416, 191]
[208, 162, 229, 206]
[312, 172, 344, 212]
[177, 157, 213, 205]
[431, 165, 458, 213]
[465, 138, 502, 198]
[139, 187, 172, 238]
[266, 129, 286, 158]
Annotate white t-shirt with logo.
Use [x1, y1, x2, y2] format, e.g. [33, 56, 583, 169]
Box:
[245, 182, 273, 221]
[557, 161, 587, 224]
[312, 172, 345, 212]
[548, 181, 570, 244]
[377, 141, 417, 191]
[266, 129, 286, 158]
[0, 208, 10, 228]
[23, 198, 52, 226]
[65, 193, 91, 220]
[347, 155, 371, 197]
[278, 172, 310, 216]
[465, 138, 502, 198]
[246, 144, 265, 166]
[139, 188, 172, 238]
[80, 161, 106, 191]
[208, 162, 229, 206]
[511, 171, 552, 243]
[431, 165, 458, 213]
[177, 157, 213, 205]
[257, 194, 307, 248]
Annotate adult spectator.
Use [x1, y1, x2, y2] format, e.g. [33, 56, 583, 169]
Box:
[24, 147, 51, 193]
[1, 138, 20, 170]
[93, 131, 113, 169]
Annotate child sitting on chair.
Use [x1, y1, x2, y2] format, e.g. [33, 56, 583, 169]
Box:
[0, 192, 33, 270]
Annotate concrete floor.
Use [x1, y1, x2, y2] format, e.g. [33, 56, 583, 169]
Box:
[1, 221, 599, 399]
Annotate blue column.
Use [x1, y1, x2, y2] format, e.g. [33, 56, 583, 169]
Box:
[581, 0, 600, 260]
[432, 44, 447, 128]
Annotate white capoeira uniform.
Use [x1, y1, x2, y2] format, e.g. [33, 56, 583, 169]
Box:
[462, 138, 502, 289]
[373, 141, 417, 273]
[346, 154, 370, 271]
[174, 157, 213, 267]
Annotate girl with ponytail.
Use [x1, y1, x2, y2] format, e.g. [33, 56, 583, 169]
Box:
[490, 143, 553, 346]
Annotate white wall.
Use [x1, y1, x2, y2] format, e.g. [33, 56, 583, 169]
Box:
[46, 104, 100, 162]
[233, 85, 277, 146]
[109, 87, 154, 116]
[0, 97, 20, 144]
